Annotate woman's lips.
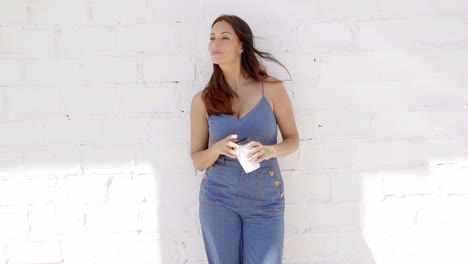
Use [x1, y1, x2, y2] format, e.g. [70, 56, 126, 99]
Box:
[212, 51, 222, 55]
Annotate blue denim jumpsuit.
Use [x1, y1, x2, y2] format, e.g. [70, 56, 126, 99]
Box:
[199, 81, 285, 264]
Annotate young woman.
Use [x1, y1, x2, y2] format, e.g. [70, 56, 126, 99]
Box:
[190, 14, 299, 264]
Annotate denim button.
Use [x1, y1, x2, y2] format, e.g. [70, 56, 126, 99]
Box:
[204, 173, 208, 179]
[274, 180, 280, 187]
[280, 191, 284, 198]
[269, 170, 275, 176]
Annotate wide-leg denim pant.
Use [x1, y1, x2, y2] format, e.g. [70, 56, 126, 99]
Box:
[199, 155, 285, 264]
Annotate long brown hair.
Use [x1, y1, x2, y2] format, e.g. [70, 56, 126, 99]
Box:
[202, 14, 292, 116]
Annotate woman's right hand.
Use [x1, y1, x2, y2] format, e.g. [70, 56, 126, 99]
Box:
[212, 134, 239, 159]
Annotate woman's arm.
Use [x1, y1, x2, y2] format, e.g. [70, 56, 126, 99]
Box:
[246, 78, 300, 162]
[190, 91, 239, 171]
[269, 78, 300, 157]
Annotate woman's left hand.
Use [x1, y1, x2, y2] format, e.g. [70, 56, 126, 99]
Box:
[246, 141, 276, 163]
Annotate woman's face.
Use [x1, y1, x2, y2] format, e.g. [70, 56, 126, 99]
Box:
[209, 20, 243, 65]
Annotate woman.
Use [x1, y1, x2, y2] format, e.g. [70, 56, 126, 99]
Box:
[190, 14, 299, 264]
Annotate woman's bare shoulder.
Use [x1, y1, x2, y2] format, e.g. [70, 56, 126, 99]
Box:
[263, 76, 286, 96]
[191, 90, 208, 118]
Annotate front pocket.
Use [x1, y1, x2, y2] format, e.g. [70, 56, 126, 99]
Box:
[199, 165, 223, 206]
[256, 164, 285, 212]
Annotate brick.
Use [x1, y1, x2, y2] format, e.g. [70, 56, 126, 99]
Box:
[256, 0, 321, 24]
[28, 205, 61, 240]
[52, 174, 109, 205]
[113, 239, 164, 263]
[0, 121, 44, 147]
[284, 171, 329, 202]
[58, 26, 116, 54]
[0, 60, 21, 85]
[0, 206, 28, 240]
[149, 116, 190, 144]
[300, 110, 371, 139]
[355, 18, 467, 50]
[61, 86, 120, 115]
[437, 50, 468, 77]
[7, 87, 61, 117]
[320, 0, 379, 19]
[372, 111, 438, 139]
[297, 22, 354, 52]
[152, 0, 213, 22]
[60, 235, 120, 263]
[386, 226, 468, 264]
[25, 60, 82, 85]
[91, 0, 146, 25]
[331, 172, 367, 202]
[179, 80, 203, 113]
[8, 240, 62, 263]
[54, 203, 86, 234]
[364, 198, 420, 230]
[117, 24, 179, 53]
[320, 50, 436, 80]
[143, 56, 194, 82]
[182, 235, 209, 262]
[81, 149, 135, 173]
[23, 150, 82, 176]
[85, 204, 140, 233]
[82, 58, 137, 83]
[0, 152, 24, 178]
[285, 204, 310, 233]
[381, 168, 436, 195]
[430, 163, 468, 194]
[29, 0, 87, 25]
[278, 150, 299, 170]
[378, 0, 468, 18]
[107, 175, 162, 204]
[284, 233, 338, 258]
[355, 141, 430, 169]
[139, 203, 161, 233]
[118, 82, 178, 114]
[310, 202, 362, 228]
[0, 26, 55, 57]
[418, 196, 468, 226]
[0, 177, 52, 206]
[294, 78, 348, 111]
[159, 172, 200, 206]
[264, 53, 319, 80]
[337, 232, 376, 262]
[97, 117, 149, 145]
[346, 78, 468, 107]
[42, 119, 100, 146]
[135, 146, 192, 175]
[0, 2, 28, 24]
[300, 142, 358, 170]
[254, 23, 298, 53]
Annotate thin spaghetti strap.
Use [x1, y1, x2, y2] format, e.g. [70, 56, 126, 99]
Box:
[261, 81, 265, 97]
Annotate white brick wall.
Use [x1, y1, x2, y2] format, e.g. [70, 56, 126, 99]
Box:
[0, 0, 467, 263]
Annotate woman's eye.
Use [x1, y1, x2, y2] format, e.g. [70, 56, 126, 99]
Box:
[209, 37, 229, 40]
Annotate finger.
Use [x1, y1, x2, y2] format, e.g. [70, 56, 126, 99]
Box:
[223, 149, 237, 158]
[248, 150, 262, 161]
[227, 146, 238, 157]
[247, 141, 259, 148]
[245, 146, 258, 157]
[228, 141, 239, 149]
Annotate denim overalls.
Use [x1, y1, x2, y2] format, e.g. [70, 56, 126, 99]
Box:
[199, 81, 285, 264]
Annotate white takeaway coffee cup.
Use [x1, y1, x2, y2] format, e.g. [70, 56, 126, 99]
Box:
[235, 137, 260, 173]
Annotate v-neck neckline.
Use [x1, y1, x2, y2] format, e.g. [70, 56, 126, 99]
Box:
[223, 96, 266, 121]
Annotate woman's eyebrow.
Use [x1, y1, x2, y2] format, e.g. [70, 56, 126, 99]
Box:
[210, 32, 232, 35]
